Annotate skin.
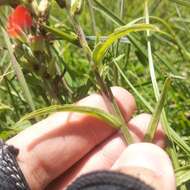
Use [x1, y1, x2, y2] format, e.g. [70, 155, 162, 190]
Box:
[7, 86, 176, 190]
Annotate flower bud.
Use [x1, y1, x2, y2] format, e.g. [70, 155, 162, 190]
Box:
[6, 5, 32, 38]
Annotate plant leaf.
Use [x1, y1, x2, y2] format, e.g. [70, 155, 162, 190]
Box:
[92, 24, 159, 65]
[144, 77, 171, 142]
[43, 24, 79, 45]
[1, 27, 35, 111]
[176, 165, 190, 187]
[18, 104, 122, 129]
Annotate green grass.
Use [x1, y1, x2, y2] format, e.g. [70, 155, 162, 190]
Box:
[0, 0, 190, 189]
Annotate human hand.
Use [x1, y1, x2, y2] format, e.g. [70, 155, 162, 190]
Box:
[7, 87, 175, 190]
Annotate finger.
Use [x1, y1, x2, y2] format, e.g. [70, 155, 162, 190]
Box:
[128, 113, 165, 147]
[46, 134, 126, 190]
[45, 113, 166, 189]
[112, 143, 176, 190]
[7, 86, 136, 190]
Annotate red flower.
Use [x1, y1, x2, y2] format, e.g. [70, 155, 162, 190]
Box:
[7, 5, 32, 38]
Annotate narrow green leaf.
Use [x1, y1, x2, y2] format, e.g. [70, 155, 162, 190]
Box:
[91, 0, 152, 62]
[93, 24, 159, 65]
[18, 104, 122, 130]
[144, 77, 171, 142]
[43, 24, 79, 45]
[113, 58, 154, 112]
[169, 127, 190, 155]
[176, 166, 190, 186]
[92, 0, 123, 26]
[114, 56, 190, 155]
[1, 27, 35, 111]
[144, 5, 189, 190]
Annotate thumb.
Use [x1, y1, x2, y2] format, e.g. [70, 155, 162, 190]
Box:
[112, 143, 176, 190]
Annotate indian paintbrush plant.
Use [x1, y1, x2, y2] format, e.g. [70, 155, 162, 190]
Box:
[0, 1, 190, 189]
[0, 0, 181, 146]
[7, 5, 33, 38]
[2, 0, 134, 143]
[4, 1, 71, 105]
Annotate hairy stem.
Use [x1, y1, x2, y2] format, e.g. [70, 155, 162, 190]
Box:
[70, 15, 133, 144]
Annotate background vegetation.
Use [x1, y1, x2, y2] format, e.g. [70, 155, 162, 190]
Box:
[0, 0, 190, 189]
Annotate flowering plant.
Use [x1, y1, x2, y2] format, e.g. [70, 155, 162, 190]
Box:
[7, 5, 32, 38]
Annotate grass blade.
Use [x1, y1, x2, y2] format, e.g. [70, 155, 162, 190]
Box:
[144, 77, 171, 142]
[113, 57, 153, 112]
[93, 0, 123, 26]
[1, 27, 35, 111]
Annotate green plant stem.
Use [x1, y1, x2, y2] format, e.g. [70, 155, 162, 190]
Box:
[87, 0, 97, 35]
[2, 28, 35, 112]
[70, 15, 133, 144]
[144, 77, 171, 142]
[119, 0, 124, 19]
